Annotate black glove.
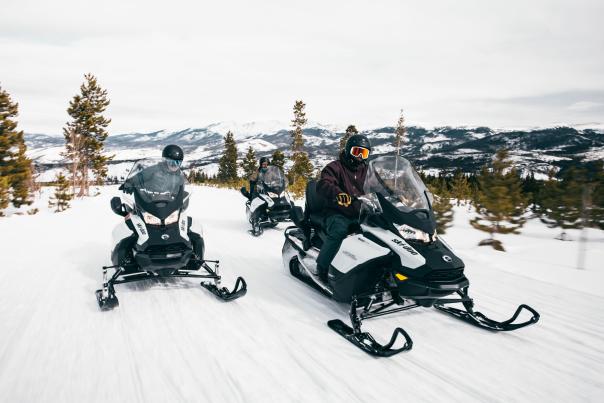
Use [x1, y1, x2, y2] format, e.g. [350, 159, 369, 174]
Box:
[336, 193, 352, 207]
[120, 183, 134, 194]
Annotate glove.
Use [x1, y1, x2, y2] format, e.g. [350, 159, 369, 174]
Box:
[120, 183, 134, 194]
[336, 193, 352, 207]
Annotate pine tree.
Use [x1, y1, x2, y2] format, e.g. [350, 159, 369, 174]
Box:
[428, 178, 454, 234]
[537, 167, 584, 239]
[48, 172, 73, 212]
[470, 149, 528, 251]
[241, 146, 257, 179]
[450, 169, 471, 206]
[271, 149, 285, 171]
[0, 176, 9, 216]
[63, 74, 112, 196]
[217, 131, 238, 182]
[0, 85, 32, 208]
[393, 109, 407, 155]
[522, 171, 542, 211]
[288, 100, 314, 192]
[339, 125, 358, 152]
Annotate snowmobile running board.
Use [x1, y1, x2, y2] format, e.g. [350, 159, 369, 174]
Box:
[433, 288, 540, 331]
[95, 259, 247, 310]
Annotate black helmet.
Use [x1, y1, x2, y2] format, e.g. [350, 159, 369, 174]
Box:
[162, 144, 184, 161]
[259, 157, 270, 165]
[344, 134, 371, 166]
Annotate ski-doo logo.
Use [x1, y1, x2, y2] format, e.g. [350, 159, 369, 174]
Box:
[442, 255, 452, 263]
[391, 238, 419, 255]
[161, 234, 170, 240]
[136, 222, 147, 236]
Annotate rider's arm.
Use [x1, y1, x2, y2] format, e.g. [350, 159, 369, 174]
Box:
[317, 163, 344, 204]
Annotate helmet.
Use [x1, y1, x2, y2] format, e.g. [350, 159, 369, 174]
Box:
[344, 134, 371, 167]
[162, 144, 184, 162]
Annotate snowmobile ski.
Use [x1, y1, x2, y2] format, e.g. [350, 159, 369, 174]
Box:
[434, 301, 540, 331]
[327, 319, 413, 357]
[201, 276, 247, 301]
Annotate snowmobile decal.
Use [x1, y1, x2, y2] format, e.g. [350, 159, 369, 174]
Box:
[130, 215, 149, 245]
[331, 234, 390, 274]
[362, 225, 425, 269]
[250, 197, 267, 214]
[179, 212, 189, 241]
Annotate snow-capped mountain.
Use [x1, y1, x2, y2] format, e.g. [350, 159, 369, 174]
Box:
[25, 122, 604, 181]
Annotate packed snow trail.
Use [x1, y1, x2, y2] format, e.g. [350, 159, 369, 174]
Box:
[0, 186, 603, 402]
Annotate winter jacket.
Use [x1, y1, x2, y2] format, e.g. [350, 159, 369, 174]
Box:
[317, 152, 367, 218]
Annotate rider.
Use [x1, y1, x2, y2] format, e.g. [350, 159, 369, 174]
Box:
[242, 156, 270, 200]
[315, 134, 371, 282]
[122, 144, 185, 194]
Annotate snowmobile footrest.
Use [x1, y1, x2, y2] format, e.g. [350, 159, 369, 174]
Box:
[327, 319, 413, 357]
[201, 276, 247, 301]
[434, 303, 540, 331]
[95, 289, 119, 311]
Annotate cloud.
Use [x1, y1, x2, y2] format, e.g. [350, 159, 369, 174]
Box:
[1, 0, 603, 134]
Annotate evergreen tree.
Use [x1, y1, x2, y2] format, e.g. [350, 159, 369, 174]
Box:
[450, 169, 471, 206]
[470, 149, 527, 251]
[0, 85, 32, 208]
[217, 131, 238, 182]
[393, 109, 407, 155]
[241, 146, 257, 179]
[428, 178, 454, 234]
[589, 161, 604, 230]
[288, 100, 314, 195]
[339, 125, 358, 152]
[0, 176, 9, 216]
[522, 171, 542, 210]
[63, 74, 112, 196]
[271, 149, 285, 171]
[48, 172, 73, 212]
[537, 167, 584, 239]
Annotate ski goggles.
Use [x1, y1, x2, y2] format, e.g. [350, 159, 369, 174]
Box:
[350, 146, 370, 159]
[166, 159, 182, 168]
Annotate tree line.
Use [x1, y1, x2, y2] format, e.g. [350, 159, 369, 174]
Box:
[1, 74, 112, 214]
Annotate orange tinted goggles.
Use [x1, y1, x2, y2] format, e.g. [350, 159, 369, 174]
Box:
[350, 146, 370, 159]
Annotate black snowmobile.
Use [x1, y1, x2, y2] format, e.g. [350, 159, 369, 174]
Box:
[96, 157, 247, 310]
[243, 165, 293, 236]
[282, 155, 539, 357]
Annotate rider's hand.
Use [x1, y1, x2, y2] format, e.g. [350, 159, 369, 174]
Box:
[120, 183, 134, 194]
[336, 193, 352, 207]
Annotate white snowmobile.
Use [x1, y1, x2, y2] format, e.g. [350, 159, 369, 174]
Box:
[282, 155, 539, 357]
[243, 165, 293, 236]
[96, 157, 247, 310]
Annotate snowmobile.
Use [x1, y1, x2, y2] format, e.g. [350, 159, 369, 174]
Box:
[243, 165, 294, 236]
[282, 155, 539, 357]
[96, 157, 247, 310]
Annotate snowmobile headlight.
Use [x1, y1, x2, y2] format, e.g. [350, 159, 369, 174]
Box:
[142, 211, 161, 226]
[164, 210, 179, 225]
[398, 224, 431, 243]
[267, 191, 280, 198]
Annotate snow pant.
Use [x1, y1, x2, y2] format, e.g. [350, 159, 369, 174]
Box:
[316, 214, 356, 272]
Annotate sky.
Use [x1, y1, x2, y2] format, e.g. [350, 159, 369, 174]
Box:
[1, 0, 603, 135]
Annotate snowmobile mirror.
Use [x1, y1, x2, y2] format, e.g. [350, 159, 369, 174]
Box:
[110, 197, 129, 217]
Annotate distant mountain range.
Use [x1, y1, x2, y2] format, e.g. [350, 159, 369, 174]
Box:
[25, 122, 604, 181]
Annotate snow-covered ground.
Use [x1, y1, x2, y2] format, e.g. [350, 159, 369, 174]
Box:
[0, 187, 603, 402]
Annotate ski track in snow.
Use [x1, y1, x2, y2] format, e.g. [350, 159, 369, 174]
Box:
[0, 186, 603, 402]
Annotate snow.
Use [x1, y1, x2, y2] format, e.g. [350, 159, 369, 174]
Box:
[424, 134, 451, 143]
[0, 187, 603, 402]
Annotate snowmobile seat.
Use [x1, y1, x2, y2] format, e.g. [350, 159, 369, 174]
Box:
[305, 180, 327, 230]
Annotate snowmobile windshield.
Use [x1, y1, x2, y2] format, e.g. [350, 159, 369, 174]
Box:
[364, 156, 431, 212]
[125, 157, 187, 204]
[259, 166, 287, 193]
